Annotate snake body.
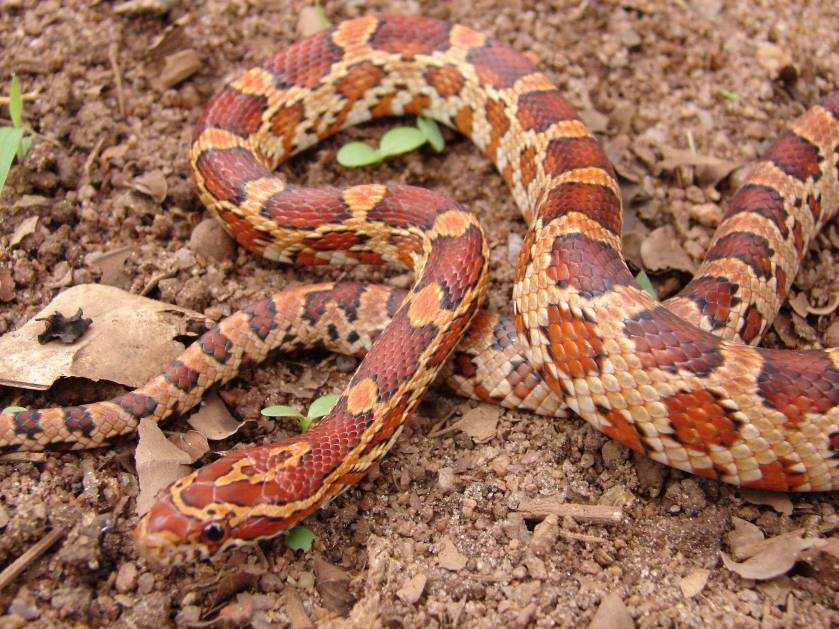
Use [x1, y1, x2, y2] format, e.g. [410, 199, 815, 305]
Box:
[0, 16, 836, 561]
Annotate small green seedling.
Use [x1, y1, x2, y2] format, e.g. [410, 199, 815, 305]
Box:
[718, 89, 740, 102]
[313, 0, 330, 29]
[336, 116, 445, 167]
[261, 392, 340, 432]
[635, 270, 658, 300]
[284, 524, 316, 551]
[261, 392, 340, 551]
[0, 74, 32, 193]
[2, 406, 26, 414]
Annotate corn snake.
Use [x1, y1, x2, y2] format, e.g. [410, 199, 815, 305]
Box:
[0, 15, 835, 562]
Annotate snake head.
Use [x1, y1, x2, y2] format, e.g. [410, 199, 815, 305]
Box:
[134, 440, 320, 564]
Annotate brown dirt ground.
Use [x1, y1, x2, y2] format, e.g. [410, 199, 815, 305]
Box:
[0, 0, 837, 627]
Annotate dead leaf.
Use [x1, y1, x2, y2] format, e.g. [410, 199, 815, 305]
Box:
[453, 405, 500, 444]
[36, 309, 92, 344]
[658, 146, 739, 186]
[679, 568, 709, 598]
[641, 225, 697, 275]
[721, 533, 817, 581]
[89, 247, 133, 290]
[437, 536, 467, 571]
[168, 430, 209, 461]
[741, 489, 793, 516]
[0, 284, 208, 391]
[188, 393, 242, 440]
[10, 215, 38, 248]
[589, 591, 633, 629]
[135, 418, 192, 515]
[313, 555, 355, 615]
[131, 170, 168, 203]
[726, 517, 765, 561]
[396, 573, 427, 605]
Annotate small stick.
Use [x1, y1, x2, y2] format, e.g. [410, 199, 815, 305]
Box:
[108, 42, 127, 118]
[561, 530, 608, 544]
[517, 496, 623, 525]
[0, 527, 66, 591]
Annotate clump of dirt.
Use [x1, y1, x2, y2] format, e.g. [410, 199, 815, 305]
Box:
[0, 0, 837, 626]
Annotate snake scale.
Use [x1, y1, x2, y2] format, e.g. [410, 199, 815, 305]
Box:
[0, 16, 836, 562]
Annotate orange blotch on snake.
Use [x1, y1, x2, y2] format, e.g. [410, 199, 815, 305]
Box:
[424, 65, 466, 98]
[662, 390, 740, 450]
[335, 62, 386, 101]
[408, 284, 444, 327]
[270, 102, 305, 156]
[544, 305, 603, 379]
[600, 408, 645, 454]
[485, 97, 510, 158]
[433, 210, 473, 238]
[343, 184, 387, 213]
[454, 106, 473, 137]
[346, 378, 379, 415]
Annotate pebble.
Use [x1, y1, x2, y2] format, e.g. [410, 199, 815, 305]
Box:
[189, 218, 235, 262]
[528, 514, 558, 556]
[115, 562, 138, 593]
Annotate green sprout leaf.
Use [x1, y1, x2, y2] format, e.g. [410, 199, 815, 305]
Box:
[3, 406, 26, 414]
[284, 523, 315, 551]
[417, 116, 444, 152]
[378, 126, 426, 157]
[261, 404, 305, 419]
[635, 270, 658, 300]
[336, 141, 383, 167]
[9, 74, 23, 129]
[718, 89, 740, 102]
[307, 393, 339, 420]
[0, 126, 24, 193]
[313, 0, 330, 29]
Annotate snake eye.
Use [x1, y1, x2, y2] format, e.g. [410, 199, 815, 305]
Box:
[202, 523, 225, 543]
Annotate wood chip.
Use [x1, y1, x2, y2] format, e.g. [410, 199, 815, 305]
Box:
[517, 496, 623, 524]
[679, 568, 709, 598]
[114, 0, 171, 16]
[437, 536, 467, 571]
[159, 49, 202, 89]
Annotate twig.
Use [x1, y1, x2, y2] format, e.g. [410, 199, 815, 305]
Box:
[560, 530, 608, 544]
[140, 270, 176, 296]
[0, 527, 67, 591]
[108, 41, 127, 118]
[517, 496, 623, 525]
[0, 90, 39, 106]
[83, 135, 107, 178]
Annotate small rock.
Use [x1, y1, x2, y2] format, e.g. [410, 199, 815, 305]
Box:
[755, 42, 797, 82]
[297, 6, 328, 37]
[528, 514, 559, 556]
[524, 554, 547, 579]
[689, 202, 722, 227]
[136, 571, 155, 595]
[0, 269, 14, 302]
[589, 591, 633, 629]
[115, 562, 138, 593]
[507, 232, 523, 266]
[396, 573, 427, 604]
[437, 467, 455, 493]
[601, 440, 627, 469]
[189, 218, 235, 262]
[437, 536, 467, 571]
